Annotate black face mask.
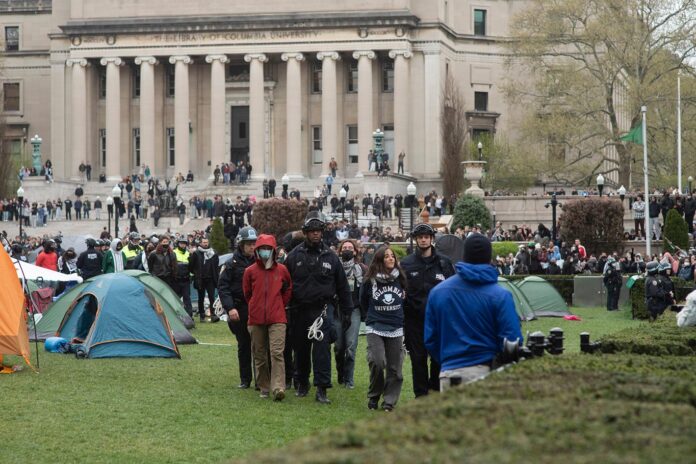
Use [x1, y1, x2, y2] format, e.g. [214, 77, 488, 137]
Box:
[341, 250, 354, 261]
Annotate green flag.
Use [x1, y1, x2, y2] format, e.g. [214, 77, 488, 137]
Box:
[620, 124, 643, 145]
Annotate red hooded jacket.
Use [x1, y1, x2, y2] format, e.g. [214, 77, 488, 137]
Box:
[242, 234, 292, 326]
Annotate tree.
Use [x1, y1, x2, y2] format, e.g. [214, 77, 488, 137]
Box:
[663, 209, 689, 253]
[452, 194, 491, 231]
[474, 133, 540, 193]
[441, 74, 467, 199]
[505, 0, 696, 189]
[250, 198, 308, 241]
[558, 198, 625, 255]
[209, 217, 229, 255]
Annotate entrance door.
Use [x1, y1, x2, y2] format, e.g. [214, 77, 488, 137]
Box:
[230, 106, 250, 164]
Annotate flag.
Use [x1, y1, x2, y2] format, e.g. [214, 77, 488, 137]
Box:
[620, 124, 643, 145]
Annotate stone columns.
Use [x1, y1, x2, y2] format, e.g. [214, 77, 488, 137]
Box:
[389, 50, 412, 174]
[135, 56, 158, 178]
[100, 57, 124, 181]
[205, 54, 229, 179]
[317, 51, 340, 177]
[66, 58, 89, 181]
[353, 50, 376, 175]
[281, 52, 305, 179]
[424, 49, 442, 176]
[244, 53, 268, 179]
[169, 55, 192, 177]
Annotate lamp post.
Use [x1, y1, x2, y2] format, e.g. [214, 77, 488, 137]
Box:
[17, 185, 24, 242]
[281, 173, 289, 199]
[477, 141, 483, 161]
[112, 184, 121, 239]
[407, 181, 417, 253]
[596, 173, 605, 197]
[689, 176, 693, 194]
[340, 187, 347, 221]
[545, 192, 562, 245]
[106, 196, 114, 238]
[617, 185, 626, 202]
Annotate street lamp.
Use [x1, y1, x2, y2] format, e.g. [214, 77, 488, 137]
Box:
[339, 187, 347, 221]
[689, 176, 693, 194]
[407, 181, 417, 253]
[617, 185, 626, 202]
[17, 185, 24, 242]
[477, 141, 483, 161]
[281, 174, 289, 199]
[106, 196, 114, 238]
[544, 192, 562, 245]
[596, 173, 605, 197]
[112, 184, 121, 238]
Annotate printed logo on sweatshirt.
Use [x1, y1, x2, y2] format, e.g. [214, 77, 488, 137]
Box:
[435, 273, 445, 281]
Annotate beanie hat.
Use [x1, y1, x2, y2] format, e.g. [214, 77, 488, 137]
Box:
[463, 233, 492, 265]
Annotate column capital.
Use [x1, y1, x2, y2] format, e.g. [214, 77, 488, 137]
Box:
[66, 58, 90, 67]
[317, 51, 341, 61]
[352, 50, 376, 60]
[169, 55, 193, 65]
[205, 54, 229, 64]
[99, 57, 124, 66]
[244, 53, 268, 63]
[388, 50, 413, 60]
[134, 56, 159, 66]
[281, 52, 305, 62]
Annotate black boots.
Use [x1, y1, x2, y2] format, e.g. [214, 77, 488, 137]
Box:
[315, 387, 331, 404]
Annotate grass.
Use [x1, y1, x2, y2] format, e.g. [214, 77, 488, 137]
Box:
[0, 307, 637, 463]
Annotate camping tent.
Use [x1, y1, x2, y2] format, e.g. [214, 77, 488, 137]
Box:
[32, 274, 196, 344]
[498, 277, 536, 321]
[514, 276, 571, 317]
[0, 246, 31, 371]
[13, 259, 82, 283]
[56, 273, 180, 358]
[122, 270, 195, 329]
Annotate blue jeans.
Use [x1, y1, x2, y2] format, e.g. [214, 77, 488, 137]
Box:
[333, 307, 361, 386]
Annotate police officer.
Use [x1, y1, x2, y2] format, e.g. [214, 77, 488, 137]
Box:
[173, 237, 193, 317]
[645, 261, 670, 321]
[400, 223, 454, 398]
[602, 257, 622, 311]
[285, 212, 353, 404]
[218, 226, 258, 389]
[77, 238, 104, 280]
[123, 232, 143, 269]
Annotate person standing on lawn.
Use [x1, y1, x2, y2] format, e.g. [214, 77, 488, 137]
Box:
[602, 257, 622, 311]
[424, 233, 522, 392]
[243, 234, 293, 401]
[360, 245, 407, 412]
[189, 238, 220, 323]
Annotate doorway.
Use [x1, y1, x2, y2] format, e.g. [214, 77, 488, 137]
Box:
[230, 106, 249, 164]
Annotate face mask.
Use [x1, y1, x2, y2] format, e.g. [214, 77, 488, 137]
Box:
[277, 254, 286, 264]
[341, 250, 354, 261]
[258, 249, 272, 260]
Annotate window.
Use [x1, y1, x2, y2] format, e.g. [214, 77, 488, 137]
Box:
[382, 60, 394, 92]
[166, 66, 175, 98]
[311, 61, 322, 94]
[312, 126, 322, 164]
[3, 82, 20, 112]
[166, 127, 175, 166]
[99, 129, 107, 168]
[98, 69, 106, 99]
[239, 122, 247, 139]
[474, 9, 487, 36]
[5, 26, 19, 51]
[132, 128, 141, 167]
[347, 60, 358, 93]
[347, 125, 358, 163]
[8, 139, 21, 160]
[472, 129, 490, 143]
[132, 66, 141, 98]
[474, 91, 489, 112]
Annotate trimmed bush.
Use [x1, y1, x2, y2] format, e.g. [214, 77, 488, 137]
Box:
[558, 198, 624, 255]
[209, 217, 229, 255]
[391, 244, 408, 259]
[492, 241, 520, 258]
[250, 198, 308, 241]
[663, 209, 689, 253]
[600, 313, 696, 356]
[452, 194, 491, 230]
[630, 277, 694, 320]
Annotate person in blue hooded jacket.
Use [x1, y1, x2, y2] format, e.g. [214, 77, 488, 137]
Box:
[424, 233, 522, 392]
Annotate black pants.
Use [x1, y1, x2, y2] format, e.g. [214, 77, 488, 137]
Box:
[686, 214, 695, 233]
[196, 279, 216, 317]
[291, 305, 333, 389]
[285, 311, 297, 386]
[606, 284, 621, 311]
[228, 312, 252, 385]
[66, 209, 72, 220]
[634, 218, 646, 237]
[175, 279, 193, 317]
[404, 315, 440, 397]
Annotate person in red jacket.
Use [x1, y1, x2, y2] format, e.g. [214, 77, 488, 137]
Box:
[35, 239, 58, 271]
[243, 234, 292, 401]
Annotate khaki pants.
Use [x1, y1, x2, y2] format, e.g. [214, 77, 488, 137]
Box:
[439, 364, 490, 392]
[248, 323, 286, 394]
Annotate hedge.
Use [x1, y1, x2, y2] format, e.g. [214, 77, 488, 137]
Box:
[506, 274, 575, 305]
[492, 241, 520, 258]
[629, 277, 694, 320]
[600, 313, 696, 356]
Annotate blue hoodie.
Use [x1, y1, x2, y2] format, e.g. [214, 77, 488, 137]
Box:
[424, 262, 523, 371]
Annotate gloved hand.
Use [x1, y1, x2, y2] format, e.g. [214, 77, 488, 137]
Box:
[341, 310, 352, 331]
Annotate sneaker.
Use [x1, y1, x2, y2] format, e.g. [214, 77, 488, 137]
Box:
[368, 398, 379, 410]
[382, 403, 394, 412]
[238, 382, 250, 389]
[273, 389, 285, 402]
[344, 381, 355, 389]
[210, 315, 220, 323]
[295, 385, 309, 397]
[315, 387, 331, 404]
[259, 391, 269, 399]
[199, 315, 206, 323]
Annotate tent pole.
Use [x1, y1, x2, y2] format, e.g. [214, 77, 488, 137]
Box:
[16, 261, 40, 370]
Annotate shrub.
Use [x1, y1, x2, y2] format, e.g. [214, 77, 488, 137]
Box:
[558, 198, 624, 255]
[452, 194, 491, 231]
[250, 198, 308, 241]
[492, 241, 520, 258]
[630, 277, 694, 320]
[600, 313, 696, 356]
[209, 217, 229, 255]
[391, 244, 408, 259]
[663, 209, 689, 253]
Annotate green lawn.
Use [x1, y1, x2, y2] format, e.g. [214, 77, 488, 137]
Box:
[0, 307, 637, 463]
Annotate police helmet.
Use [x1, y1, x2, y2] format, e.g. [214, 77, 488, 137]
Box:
[646, 261, 659, 275]
[85, 238, 97, 248]
[302, 211, 326, 232]
[177, 237, 189, 245]
[657, 261, 671, 273]
[129, 232, 140, 241]
[237, 226, 258, 245]
[411, 223, 436, 237]
[103, 239, 111, 247]
[95, 239, 104, 247]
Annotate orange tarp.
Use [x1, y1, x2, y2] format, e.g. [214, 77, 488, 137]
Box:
[0, 245, 30, 365]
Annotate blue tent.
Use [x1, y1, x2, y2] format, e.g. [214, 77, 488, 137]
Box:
[57, 274, 180, 358]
